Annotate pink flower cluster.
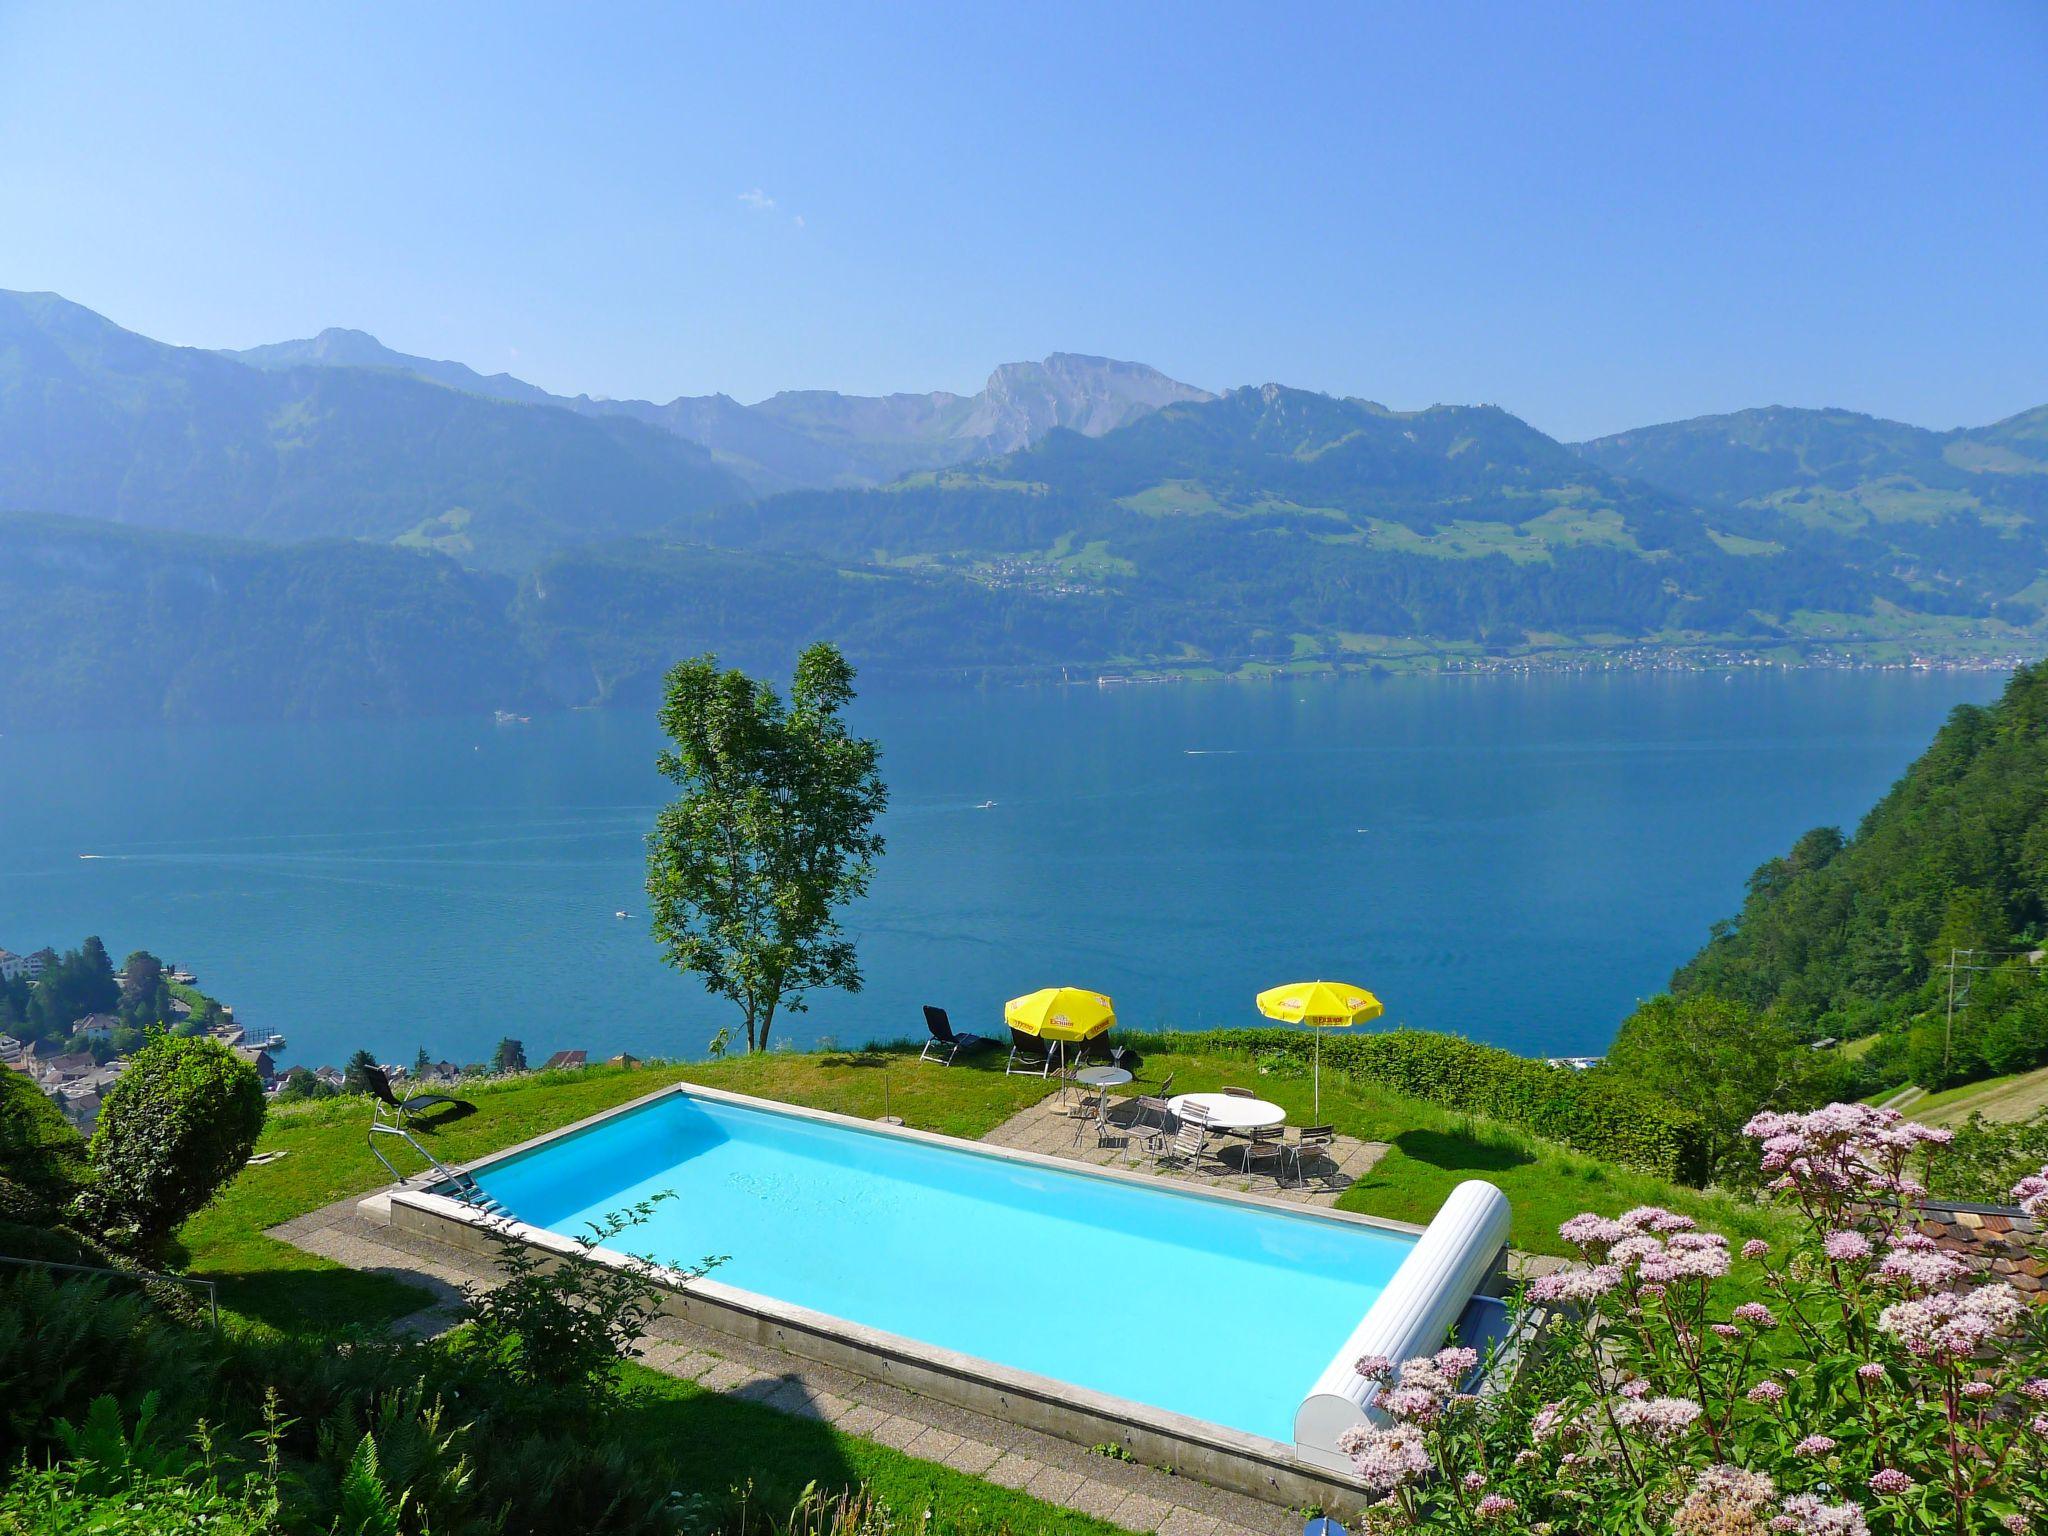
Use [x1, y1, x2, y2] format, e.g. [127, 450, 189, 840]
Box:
[1610, 1394, 1702, 1443]
[1533, 1206, 1731, 1302]
[1776, 1493, 1872, 1535]
[1876, 1282, 2026, 1362]
[1338, 1347, 1483, 1491]
[2012, 1167, 2048, 1221]
[1335, 1419, 1430, 1494]
[1743, 1103, 1950, 1210]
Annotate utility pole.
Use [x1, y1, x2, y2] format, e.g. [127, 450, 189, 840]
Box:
[1944, 947, 1959, 1077]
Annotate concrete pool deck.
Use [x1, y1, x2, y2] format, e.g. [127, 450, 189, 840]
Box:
[979, 1094, 1391, 1202]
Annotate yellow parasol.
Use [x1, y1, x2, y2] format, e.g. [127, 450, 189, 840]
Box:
[1004, 986, 1117, 1042]
[1255, 980, 1383, 1117]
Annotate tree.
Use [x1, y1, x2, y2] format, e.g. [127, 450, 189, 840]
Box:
[344, 1048, 379, 1093]
[274, 1065, 336, 1103]
[118, 951, 163, 1010]
[1603, 992, 1831, 1185]
[645, 643, 887, 1052]
[492, 1038, 527, 1075]
[78, 937, 119, 1012]
[81, 1033, 265, 1256]
[412, 1046, 431, 1078]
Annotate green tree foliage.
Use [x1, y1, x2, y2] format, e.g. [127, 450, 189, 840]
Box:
[1931, 1109, 2048, 1206]
[1676, 660, 2048, 1047]
[0, 1069, 89, 1242]
[22, 938, 123, 1041]
[1601, 992, 1847, 1184]
[118, 952, 163, 1010]
[491, 1038, 527, 1075]
[1202, 1026, 1710, 1181]
[81, 1034, 265, 1256]
[343, 1049, 380, 1094]
[645, 643, 888, 1052]
[273, 1067, 337, 1104]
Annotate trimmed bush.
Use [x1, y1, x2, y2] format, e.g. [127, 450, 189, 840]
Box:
[83, 1033, 265, 1254]
[1187, 1026, 1710, 1183]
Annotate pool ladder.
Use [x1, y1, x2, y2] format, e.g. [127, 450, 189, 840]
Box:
[367, 1114, 505, 1216]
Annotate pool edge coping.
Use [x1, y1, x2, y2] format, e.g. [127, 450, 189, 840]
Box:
[453, 1077, 1434, 1244]
[384, 1078, 1417, 1508]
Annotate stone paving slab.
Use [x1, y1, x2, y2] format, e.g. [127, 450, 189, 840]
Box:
[980, 1093, 1388, 1205]
[269, 1197, 1304, 1535]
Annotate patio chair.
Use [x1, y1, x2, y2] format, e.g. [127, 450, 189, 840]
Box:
[1121, 1094, 1176, 1163]
[1284, 1124, 1339, 1188]
[1005, 1026, 1054, 1077]
[1240, 1123, 1288, 1180]
[918, 1006, 992, 1066]
[1157, 1101, 1216, 1173]
[360, 1064, 471, 1128]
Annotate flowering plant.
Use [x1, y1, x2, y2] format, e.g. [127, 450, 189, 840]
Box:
[1338, 1103, 2048, 1535]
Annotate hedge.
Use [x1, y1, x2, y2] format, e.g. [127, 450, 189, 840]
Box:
[1170, 1027, 1711, 1185]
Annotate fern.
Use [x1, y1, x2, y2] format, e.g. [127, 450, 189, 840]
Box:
[335, 1431, 407, 1536]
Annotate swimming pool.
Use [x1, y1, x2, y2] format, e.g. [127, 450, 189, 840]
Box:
[465, 1087, 1418, 1444]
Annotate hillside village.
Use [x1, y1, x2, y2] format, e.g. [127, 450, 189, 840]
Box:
[1, 939, 626, 1131]
[0, 941, 287, 1130]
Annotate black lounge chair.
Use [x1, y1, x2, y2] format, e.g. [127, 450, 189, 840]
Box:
[918, 1006, 993, 1066]
[360, 1064, 471, 1126]
[1005, 1025, 1054, 1077]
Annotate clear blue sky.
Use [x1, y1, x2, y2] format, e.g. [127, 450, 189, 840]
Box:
[2, 1, 2042, 440]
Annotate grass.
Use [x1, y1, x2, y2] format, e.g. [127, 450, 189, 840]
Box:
[615, 1362, 1120, 1535]
[1907, 1064, 2048, 1126]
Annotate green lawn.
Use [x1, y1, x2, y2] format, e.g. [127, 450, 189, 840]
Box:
[615, 1362, 1120, 1535]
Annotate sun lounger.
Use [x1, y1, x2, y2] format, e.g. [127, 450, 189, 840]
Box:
[1005, 1026, 1054, 1076]
[918, 1006, 992, 1065]
[360, 1064, 471, 1127]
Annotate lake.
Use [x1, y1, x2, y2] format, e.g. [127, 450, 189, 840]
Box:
[0, 669, 2006, 1070]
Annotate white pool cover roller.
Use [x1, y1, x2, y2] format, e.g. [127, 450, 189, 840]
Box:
[1294, 1179, 1511, 1472]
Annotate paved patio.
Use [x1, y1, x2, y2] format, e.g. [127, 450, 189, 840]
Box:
[981, 1089, 1390, 1204]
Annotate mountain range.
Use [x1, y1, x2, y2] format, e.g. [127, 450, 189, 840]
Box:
[228, 325, 1212, 494]
[1, 289, 2042, 727]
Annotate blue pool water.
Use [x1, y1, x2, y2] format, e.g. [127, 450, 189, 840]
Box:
[473, 1090, 1415, 1442]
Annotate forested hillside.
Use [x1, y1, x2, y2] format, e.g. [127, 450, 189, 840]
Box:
[0, 291, 750, 570]
[1577, 405, 2048, 628]
[0, 514, 531, 724]
[694, 385, 1955, 649]
[0, 514, 1126, 727]
[1674, 660, 2048, 1084]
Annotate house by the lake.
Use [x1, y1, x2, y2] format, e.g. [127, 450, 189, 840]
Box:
[0, 948, 27, 983]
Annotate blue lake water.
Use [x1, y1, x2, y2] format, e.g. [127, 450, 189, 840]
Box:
[473, 1087, 1413, 1442]
[0, 670, 2005, 1070]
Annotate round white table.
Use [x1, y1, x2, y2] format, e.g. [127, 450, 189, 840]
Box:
[1073, 1065, 1133, 1128]
[1169, 1091, 1286, 1132]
